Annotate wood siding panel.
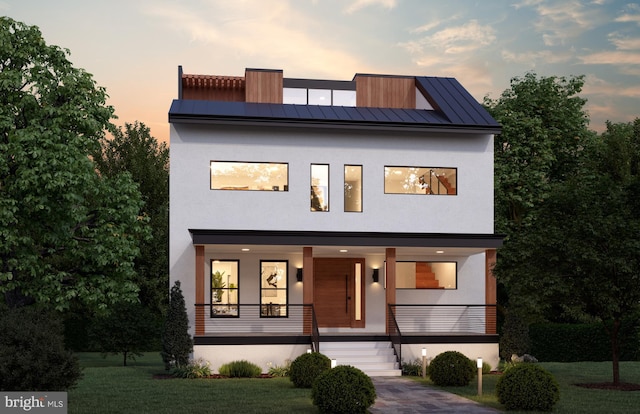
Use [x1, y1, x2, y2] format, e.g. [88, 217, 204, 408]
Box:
[485, 249, 497, 334]
[195, 245, 205, 336]
[385, 248, 396, 334]
[245, 69, 283, 103]
[356, 76, 415, 109]
[182, 75, 245, 101]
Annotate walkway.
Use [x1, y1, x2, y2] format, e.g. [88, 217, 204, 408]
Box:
[370, 377, 501, 414]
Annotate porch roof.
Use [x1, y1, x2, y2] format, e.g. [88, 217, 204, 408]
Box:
[188, 229, 503, 249]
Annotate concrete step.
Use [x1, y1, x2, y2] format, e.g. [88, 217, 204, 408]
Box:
[319, 341, 402, 377]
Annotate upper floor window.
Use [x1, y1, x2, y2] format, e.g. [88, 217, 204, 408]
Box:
[397, 261, 457, 289]
[210, 161, 288, 191]
[384, 166, 457, 195]
[311, 164, 329, 212]
[344, 165, 362, 212]
[284, 88, 356, 107]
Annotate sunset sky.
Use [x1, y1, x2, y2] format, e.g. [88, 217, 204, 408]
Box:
[3, 0, 640, 143]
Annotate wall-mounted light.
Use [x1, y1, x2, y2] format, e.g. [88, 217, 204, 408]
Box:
[296, 268, 303, 282]
[372, 268, 380, 283]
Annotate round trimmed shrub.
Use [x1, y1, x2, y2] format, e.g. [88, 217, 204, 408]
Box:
[496, 363, 560, 411]
[312, 365, 376, 414]
[428, 351, 475, 386]
[289, 352, 331, 388]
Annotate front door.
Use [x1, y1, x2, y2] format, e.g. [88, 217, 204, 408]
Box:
[313, 258, 364, 328]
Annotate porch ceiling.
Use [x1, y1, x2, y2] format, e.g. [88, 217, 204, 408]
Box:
[190, 229, 503, 257]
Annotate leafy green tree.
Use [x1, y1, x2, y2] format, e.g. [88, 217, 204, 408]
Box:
[501, 119, 640, 384]
[89, 301, 160, 366]
[0, 17, 148, 311]
[93, 122, 169, 316]
[161, 281, 193, 370]
[485, 72, 591, 233]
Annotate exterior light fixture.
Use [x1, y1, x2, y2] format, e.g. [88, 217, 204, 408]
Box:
[372, 268, 380, 283]
[296, 268, 303, 282]
[306, 348, 312, 354]
[477, 357, 483, 395]
[422, 347, 427, 378]
[331, 359, 337, 368]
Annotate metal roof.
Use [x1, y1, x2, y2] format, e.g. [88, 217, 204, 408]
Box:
[169, 76, 501, 134]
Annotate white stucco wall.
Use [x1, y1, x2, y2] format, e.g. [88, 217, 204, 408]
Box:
[169, 123, 494, 236]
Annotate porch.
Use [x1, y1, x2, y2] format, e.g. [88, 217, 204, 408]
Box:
[193, 303, 499, 372]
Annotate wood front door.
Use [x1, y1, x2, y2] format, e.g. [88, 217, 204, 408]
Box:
[313, 258, 364, 328]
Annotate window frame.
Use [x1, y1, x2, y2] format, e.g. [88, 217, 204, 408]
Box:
[210, 160, 289, 191]
[311, 163, 330, 212]
[210, 259, 240, 317]
[344, 164, 363, 212]
[384, 166, 457, 195]
[395, 261, 458, 290]
[260, 260, 289, 318]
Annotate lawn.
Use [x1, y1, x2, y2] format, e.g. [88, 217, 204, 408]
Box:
[69, 353, 318, 414]
[70, 354, 640, 413]
[416, 361, 640, 413]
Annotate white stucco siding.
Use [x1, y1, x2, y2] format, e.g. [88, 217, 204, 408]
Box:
[169, 123, 494, 235]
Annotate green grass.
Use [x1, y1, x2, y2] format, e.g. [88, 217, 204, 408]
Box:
[69, 353, 318, 414]
[70, 354, 640, 413]
[414, 361, 640, 413]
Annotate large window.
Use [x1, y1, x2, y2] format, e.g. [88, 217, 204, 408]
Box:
[210, 161, 288, 191]
[260, 261, 288, 317]
[384, 166, 457, 195]
[210, 260, 239, 317]
[396, 261, 457, 289]
[311, 164, 329, 211]
[283, 88, 356, 106]
[344, 165, 362, 212]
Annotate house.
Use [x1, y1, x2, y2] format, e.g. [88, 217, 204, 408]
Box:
[168, 67, 502, 376]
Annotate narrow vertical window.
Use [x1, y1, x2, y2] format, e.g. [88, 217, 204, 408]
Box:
[260, 261, 288, 317]
[344, 165, 362, 212]
[210, 260, 239, 317]
[311, 164, 329, 211]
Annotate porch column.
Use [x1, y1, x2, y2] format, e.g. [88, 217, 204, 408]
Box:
[385, 248, 396, 335]
[195, 245, 205, 336]
[485, 249, 497, 334]
[302, 247, 314, 334]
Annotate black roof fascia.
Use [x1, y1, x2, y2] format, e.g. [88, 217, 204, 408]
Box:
[169, 100, 502, 134]
[188, 229, 504, 249]
[283, 78, 356, 90]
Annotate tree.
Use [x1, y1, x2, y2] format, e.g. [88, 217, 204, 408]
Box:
[93, 122, 169, 316]
[0, 17, 149, 311]
[89, 301, 160, 366]
[501, 119, 640, 384]
[485, 72, 591, 233]
[161, 281, 193, 370]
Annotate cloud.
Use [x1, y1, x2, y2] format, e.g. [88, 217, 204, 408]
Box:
[501, 49, 572, 66]
[406, 20, 496, 55]
[615, 13, 640, 26]
[344, 0, 397, 14]
[609, 34, 640, 50]
[582, 74, 640, 98]
[580, 50, 640, 65]
[143, 1, 369, 79]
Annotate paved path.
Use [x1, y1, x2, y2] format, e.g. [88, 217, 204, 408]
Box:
[370, 377, 501, 413]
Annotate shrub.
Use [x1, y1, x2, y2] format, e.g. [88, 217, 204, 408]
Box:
[267, 359, 291, 377]
[161, 281, 193, 370]
[482, 361, 492, 375]
[172, 358, 212, 379]
[500, 309, 530, 360]
[402, 358, 425, 376]
[0, 306, 82, 391]
[496, 363, 560, 411]
[428, 351, 475, 386]
[312, 365, 376, 414]
[218, 360, 262, 377]
[289, 352, 331, 388]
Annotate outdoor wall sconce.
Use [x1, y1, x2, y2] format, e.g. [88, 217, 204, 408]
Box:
[296, 268, 303, 282]
[372, 268, 380, 283]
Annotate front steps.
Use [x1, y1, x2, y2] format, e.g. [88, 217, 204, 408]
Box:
[319, 341, 402, 377]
